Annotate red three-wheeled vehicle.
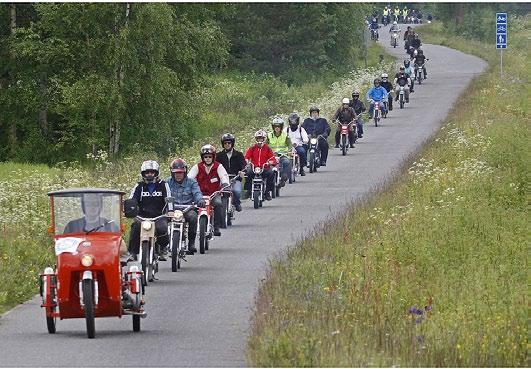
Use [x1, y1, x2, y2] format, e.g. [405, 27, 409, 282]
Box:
[39, 188, 146, 338]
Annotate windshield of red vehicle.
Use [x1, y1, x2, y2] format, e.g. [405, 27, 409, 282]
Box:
[53, 193, 121, 235]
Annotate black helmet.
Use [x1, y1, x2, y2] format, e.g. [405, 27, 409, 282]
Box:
[418, 49, 424, 55]
[220, 133, 235, 147]
[309, 106, 320, 114]
[288, 112, 300, 125]
[404, 59, 410, 67]
[374, 78, 381, 86]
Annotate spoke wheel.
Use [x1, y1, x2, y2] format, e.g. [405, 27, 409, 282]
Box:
[199, 217, 207, 254]
[171, 230, 180, 272]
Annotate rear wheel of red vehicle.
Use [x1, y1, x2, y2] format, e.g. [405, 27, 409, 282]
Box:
[82, 279, 96, 339]
[141, 241, 149, 286]
[171, 230, 180, 272]
[133, 315, 141, 332]
[199, 217, 207, 254]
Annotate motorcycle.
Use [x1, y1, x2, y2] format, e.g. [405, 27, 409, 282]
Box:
[196, 188, 226, 254]
[373, 100, 383, 127]
[271, 154, 285, 198]
[40, 188, 146, 338]
[336, 120, 355, 156]
[167, 202, 194, 272]
[249, 163, 266, 209]
[220, 174, 240, 228]
[391, 32, 399, 48]
[289, 145, 300, 184]
[134, 212, 169, 286]
[307, 134, 322, 173]
[398, 85, 407, 109]
[414, 60, 428, 84]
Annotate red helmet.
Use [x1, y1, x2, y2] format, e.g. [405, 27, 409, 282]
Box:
[170, 158, 187, 174]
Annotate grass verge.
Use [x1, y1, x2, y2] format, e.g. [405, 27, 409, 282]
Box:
[247, 21, 528, 367]
[0, 43, 391, 314]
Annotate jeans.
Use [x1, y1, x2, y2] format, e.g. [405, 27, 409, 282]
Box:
[245, 168, 274, 193]
[232, 180, 242, 206]
[183, 209, 198, 245]
[211, 195, 223, 229]
[128, 217, 168, 255]
[356, 117, 364, 135]
[369, 101, 387, 118]
[295, 145, 307, 167]
[278, 156, 291, 181]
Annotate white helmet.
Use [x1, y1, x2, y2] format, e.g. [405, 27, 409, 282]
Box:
[272, 116, 285, 126]
[381, 73, 388, 78]
[254, 129, 267, 146]
[140, 160, 160, 183]
[342, 98, 350, 104]
[393, 21, 397, 25]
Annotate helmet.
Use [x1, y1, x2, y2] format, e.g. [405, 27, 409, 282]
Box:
[140, 160, 160, 183]
[404, 59, 410, 67]
[288, 112, 300, 125]
[393, 21, 397, 25]
[342, 98, 350, 104]
[170, 158, 188, 176]
[381, 73, 388, 79]
[220, 133, 235, 147]
[272, 116, 284, 128]
[374, 78, 381, 86]
[200, 144, 216, 161]
[399, 66, 405, 71]
[418, 49, 424, 55]
[352, 91, 360, 98]
[309, 106, 320, 114]
[254, 130, 267, 146]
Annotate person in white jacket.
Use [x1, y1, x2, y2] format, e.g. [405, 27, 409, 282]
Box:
[285, 112, 308, 176]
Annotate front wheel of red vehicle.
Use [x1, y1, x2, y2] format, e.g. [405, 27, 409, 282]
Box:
[133, 315, 141, 332]
[43, 275, 57, 334]
[199, 217, 207, 254]
[82, 279, 96, 339]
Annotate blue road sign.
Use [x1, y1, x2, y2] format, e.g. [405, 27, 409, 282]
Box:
[496, 13, 507, 24]
[496, 12, 507, 49]
[497, 25, 507, 32]
[496, 34, 507, 44]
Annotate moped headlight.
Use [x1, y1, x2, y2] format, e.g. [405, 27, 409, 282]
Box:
[254, 167, 262, 174]
[81, 254, 94, 267]
[141, 221, 152, 231]
[310, 138, 318, 145]
[173, 210, 184, 221]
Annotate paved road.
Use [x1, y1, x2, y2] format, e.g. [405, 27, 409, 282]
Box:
[0, 25, 486, 367]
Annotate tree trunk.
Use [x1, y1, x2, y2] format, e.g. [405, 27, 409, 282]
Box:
[109, 2, 131, 155]
[8, 3, 17, 156]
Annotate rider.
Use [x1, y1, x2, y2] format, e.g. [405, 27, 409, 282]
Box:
[394, 67, 411, 103]
[167, 158, 205, 254]
[404, 59, 415, 92]
[349, 91, 366, 139]
[366, 78, 388, 119]
[64, 193, 120, 234]
[402, 7, 408, 23]
[216, 133, 246, 212]
[413, 49, 428, 79]
[285, 112, 308, 176]
[369, 17, 379, 39]
[410, 33, 422, 50]
[380, 73, 394, 111]
[382, 6, 389, 24]
[267, 116, 292, 188]
[404, 26, 413, 50]
[389, 20, 401, 38]
[244, 130, 278, 201]
[301, 106, 331, 166]
[188, 145, 230, 237]
[128, 160, 173, 260]
[393, 6, 400, 22]
[333, 98, 357, 148]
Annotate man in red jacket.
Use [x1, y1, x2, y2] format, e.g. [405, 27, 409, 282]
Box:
[244, 130, 278, 201]
[188, 144, 229, 236]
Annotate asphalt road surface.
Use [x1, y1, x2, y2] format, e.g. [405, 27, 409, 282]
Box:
[0, 25, 487, 367]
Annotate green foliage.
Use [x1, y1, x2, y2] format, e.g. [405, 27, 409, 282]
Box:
[247, 17, 529, 369]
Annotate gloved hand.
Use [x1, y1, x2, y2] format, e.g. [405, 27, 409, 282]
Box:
[196, 199, 206, 208]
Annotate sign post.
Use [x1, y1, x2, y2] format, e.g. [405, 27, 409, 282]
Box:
[496, 12, 507, 78]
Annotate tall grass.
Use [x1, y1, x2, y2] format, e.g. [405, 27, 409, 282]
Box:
[0, 43, 390, 314]
[247, 20, 528, 367]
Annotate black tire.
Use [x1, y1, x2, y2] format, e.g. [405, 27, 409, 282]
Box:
[253, 191, 260, 209]
[171, 230, 180, 272]
[141, 240, 149, 286]
[220, 197, 228, 228]
[133, 315, 141, 332]
[275, 186, 280, 197]
[400, 99, 404, 109]
[82, 279, 95, 339]
[341, 135, 347, 156]
[374, 115, 378, 127]
[309, 152, 315, 173]
[45, 276, 57, 334]
[199, 216, 207, 254]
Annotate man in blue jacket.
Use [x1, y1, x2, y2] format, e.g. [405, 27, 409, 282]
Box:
[366, 78, 388, 119]
[302, 106, 332, 166]
[167, 158, 205, 254]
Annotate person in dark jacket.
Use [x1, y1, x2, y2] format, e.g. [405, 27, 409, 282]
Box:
[410, 33, 421, 49]
[380, 73, 394, 111]
[166, 158, 204, 254]
[301, 106, 331, 166]
[333, 98, 357, 148]
[216, 133, 246, 212]
[128, 160, 173, 259]
[413, 49, 428, 78]
[349, 91, 366, 138]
